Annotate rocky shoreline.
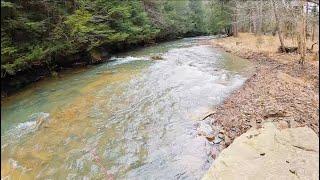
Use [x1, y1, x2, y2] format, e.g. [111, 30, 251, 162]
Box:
[199, 36, 319, 160]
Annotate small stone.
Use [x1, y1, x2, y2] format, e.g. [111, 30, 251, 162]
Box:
[224, 136, 231, 147]
[213, 137, 222, 144]
[206, 134, 215, 142]
[197, 122, 214, 137]
[260, 153, 265, 156]
[218, 133, 225, 140]
[210, 118, 215, 125]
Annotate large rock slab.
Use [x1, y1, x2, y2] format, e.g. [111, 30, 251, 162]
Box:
[202, 122, 319, 180]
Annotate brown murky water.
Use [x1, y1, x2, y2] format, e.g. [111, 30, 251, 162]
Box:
[1, 37, 254, 179]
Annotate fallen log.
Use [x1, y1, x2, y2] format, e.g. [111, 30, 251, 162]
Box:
[278, 46, 298, 53]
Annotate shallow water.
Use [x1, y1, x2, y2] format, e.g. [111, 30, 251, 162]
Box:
[1, 37, 254, 179]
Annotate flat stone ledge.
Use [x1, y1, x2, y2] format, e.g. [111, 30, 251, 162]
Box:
[202, 122, 319, 180]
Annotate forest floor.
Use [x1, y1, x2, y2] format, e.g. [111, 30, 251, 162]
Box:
[207, 33, 319, 150]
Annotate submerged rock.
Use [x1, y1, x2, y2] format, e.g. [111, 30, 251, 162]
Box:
[197, 121, 214, 140]
[202, 122, 319, 180]
[150, 54, 164, 60]
[213, 137, 222, 144]
[32, 112, 50, 129]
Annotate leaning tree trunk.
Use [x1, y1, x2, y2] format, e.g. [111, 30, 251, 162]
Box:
[272, 0, 285, 51]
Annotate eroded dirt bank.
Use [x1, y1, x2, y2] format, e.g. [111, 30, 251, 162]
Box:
[205, 33, 319, 154]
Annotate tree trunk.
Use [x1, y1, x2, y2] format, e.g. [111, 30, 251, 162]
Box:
[233, 15, 238, 37]
[249, 9, 253, 33]
[298, 2, 307, 64]
[312, 21, 316, 41]
[232, 1, 238, 37]
[257, 0, 263, 34]
[306, 2, 309, 39]
[271, 0, 285, 51]
[232, 16, 238, 37]
[253, 4, 257, 34]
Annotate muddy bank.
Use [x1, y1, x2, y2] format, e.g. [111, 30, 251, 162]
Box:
[204, 37, 319, 156]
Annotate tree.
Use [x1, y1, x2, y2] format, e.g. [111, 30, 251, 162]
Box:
[272, 0, 285, 51]
[188, 0, 207, 34]
[297, 1, 308, 64]
[310, 4, 319, 41]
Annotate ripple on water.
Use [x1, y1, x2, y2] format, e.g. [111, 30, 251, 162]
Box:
[1, 37, 254, 179]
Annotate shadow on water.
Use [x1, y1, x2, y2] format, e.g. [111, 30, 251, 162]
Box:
[1, 36, 254, 179]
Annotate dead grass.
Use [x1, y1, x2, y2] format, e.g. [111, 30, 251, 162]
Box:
[212, 33, 319, 65]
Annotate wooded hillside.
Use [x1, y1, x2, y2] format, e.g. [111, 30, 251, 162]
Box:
[1, 0, 215, 77]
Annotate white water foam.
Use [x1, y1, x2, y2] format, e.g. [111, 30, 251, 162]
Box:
[2, 112, 50, 142]
[109, 56, 149, 66]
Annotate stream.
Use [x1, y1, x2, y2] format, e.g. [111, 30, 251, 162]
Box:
[1, 36, 254, 179]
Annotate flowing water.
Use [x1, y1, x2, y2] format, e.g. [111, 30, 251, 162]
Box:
[1, 37, 254, 179]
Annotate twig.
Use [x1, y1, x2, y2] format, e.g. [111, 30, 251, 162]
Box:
[201, 112, 215, 121]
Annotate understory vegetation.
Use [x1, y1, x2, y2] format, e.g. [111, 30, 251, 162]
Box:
[1, 0, 232, 77]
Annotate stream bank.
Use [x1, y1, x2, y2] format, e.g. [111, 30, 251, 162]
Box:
[203, 33, 319, 160]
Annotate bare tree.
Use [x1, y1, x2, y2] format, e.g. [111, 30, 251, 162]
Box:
[232, 1, 239, 37]
[297, 1, 307, 64]
[272, 0, 286, 51]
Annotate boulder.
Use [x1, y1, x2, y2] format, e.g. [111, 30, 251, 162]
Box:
[150, 54, 164, 60]
[89, 47, 111, 64]
[202, 122, 319, 180]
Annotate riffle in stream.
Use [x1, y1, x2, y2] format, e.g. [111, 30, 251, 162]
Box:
[1, 37, 254, 179]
